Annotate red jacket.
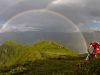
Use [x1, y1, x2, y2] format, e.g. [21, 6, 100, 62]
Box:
[90, 42, 100, 55]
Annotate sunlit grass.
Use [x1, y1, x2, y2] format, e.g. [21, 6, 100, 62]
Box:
[0, 40, 100, 75]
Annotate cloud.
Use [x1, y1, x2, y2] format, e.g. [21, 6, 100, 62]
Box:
[0, 24, 41, 33]
[49, 0, 86, 7]
[90, 21, 100, 31]
[52, 0, 84, 4]
[93, 20, 100, 24]
[0, 0, 53, 28]
[79, 20, 100, 32]
[47, 0, 100, 27]
[0, 0, 100, 33]
[47, 0, 89, 25]
[0, 0, 20, 14]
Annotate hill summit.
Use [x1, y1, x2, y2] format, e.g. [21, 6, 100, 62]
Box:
[33, 40, 65, 49]
[0, 40, 77, 67]
[0, 40, 82, 75]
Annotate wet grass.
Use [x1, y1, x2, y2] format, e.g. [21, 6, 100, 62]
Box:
[0, 40, 100, 75]
[1, 56, 100, 75]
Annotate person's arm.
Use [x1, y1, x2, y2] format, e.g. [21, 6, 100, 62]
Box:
[87, 45, 92, 53]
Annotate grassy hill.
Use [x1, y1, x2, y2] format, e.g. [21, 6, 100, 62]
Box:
[0, 40, 100, 75]
[0, 40, 77, 66]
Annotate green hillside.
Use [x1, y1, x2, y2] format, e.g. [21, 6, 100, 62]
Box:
[0, 40, 77, 66]
[0, 40, 100, 75]
[32, 40, 65, 49]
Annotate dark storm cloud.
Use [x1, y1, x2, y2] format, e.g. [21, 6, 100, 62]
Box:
[0, 0, 100, 25]
[48, 0, 100, 25]
[0, 0, 52, 13]
[0, 0, 19, 13]
[0, 0, 100, 32]
[87, 0, 100, 17]
[0, 0, 53, 25]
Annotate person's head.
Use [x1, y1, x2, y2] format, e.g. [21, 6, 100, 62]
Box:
[91, 41, 100, 45]
[96, 41, 100, 45]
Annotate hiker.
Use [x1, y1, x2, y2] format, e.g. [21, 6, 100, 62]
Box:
[86, 41, 100, 60]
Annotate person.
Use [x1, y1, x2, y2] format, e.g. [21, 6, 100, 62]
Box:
[86, 41, 100, 60]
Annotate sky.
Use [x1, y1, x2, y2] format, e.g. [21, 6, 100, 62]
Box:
[0, 0, 100, 32]
[1, 0, 100, 52]
[48, 0, 100, 32]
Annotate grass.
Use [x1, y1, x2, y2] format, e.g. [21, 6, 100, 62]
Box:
[1, 58, 100, 75]
[0, 40, 100, 75]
